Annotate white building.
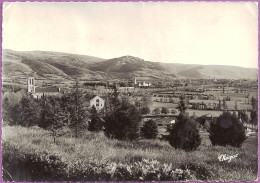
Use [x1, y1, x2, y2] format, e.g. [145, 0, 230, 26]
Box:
[134, 77, 152, 87]
[90, 96, 105, 110]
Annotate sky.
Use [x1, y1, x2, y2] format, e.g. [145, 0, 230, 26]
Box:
[2, 2, 258, 68]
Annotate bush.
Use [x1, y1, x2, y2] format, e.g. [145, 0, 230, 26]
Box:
[209, 111, 246, 147]
[167, 114, 201, 151]
[141, 120, 158, 139]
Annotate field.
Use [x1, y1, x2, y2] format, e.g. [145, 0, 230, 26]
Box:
[2, 125, 258, 182]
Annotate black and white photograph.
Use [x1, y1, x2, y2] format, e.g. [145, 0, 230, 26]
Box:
[1, 1, 259, 182]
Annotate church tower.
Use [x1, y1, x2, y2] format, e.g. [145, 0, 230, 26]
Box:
[28, 77, 35, 93]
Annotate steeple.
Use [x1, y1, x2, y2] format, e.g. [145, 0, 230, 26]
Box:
[28, 77, 35, 93]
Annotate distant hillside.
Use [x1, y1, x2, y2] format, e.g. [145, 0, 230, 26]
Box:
[160, 63, 258, 80]
[2, 49, 258, 83]
[89, 55, 173, 79]
[2, 49, 107, 82]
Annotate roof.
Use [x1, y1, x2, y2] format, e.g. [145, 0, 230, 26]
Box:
[90, 95, 104, 102]
[35, 87, 60, 93]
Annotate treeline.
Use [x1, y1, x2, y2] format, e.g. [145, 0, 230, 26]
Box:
[2, 83, 257, 151]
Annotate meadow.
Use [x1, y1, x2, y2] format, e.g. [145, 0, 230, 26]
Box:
[2, 125, 258, 182]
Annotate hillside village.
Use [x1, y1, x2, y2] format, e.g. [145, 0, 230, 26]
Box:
[2, 50, 258, 182]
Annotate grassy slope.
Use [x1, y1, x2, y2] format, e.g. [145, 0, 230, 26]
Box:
[2, 126, 258, 181]
[161, 63, 258, 80]
[2, 49, 105, 78]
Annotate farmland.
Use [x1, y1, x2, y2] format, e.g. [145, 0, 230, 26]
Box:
[2, 125, 258, 182]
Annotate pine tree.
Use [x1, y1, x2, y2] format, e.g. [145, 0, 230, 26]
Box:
[141, 119, 158, 139]
[68, 80, 88, 137]
[177, 95, 187, 115]
[161, 107, 170, 114]
[104, 98, 142, 141]
[167, 114, 201, 151]
[209, 111, 246, 147]
[46, 97, 67, 144]
[88, 106, 103, 132]
[17, 96, 39, 127]
[2, 98, 11, 125]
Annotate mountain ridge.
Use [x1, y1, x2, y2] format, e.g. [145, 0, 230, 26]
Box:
[2, 49, 258, 81]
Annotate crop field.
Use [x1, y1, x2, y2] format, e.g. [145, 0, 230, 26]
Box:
[2, 126, 258, 182]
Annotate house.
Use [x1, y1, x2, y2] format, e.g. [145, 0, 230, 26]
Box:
[90, 96, 105, 110]
[27, 77, 60, 98]
[134, 78, 152, 87]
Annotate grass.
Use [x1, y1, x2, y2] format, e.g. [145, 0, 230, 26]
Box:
[2, 125, 258, 181]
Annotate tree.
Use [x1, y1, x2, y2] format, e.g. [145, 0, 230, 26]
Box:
[141, 106, 151, 115]
[218, 99, 222, 110]
[234, 100, 238, 110]
[104, 99, 142, 141]
[2, 98, 12, 125]
[88, 106, 103, 132]
[209, 111, 246, 147]
[16, 96, 40, 127]
[171, 109, 177, 114]
[153, 108, 160, 115]
[141, 120, 158, 139]
[222, 98, 228, 110]
[177, 95, 187, 115]
[68, 80, 88, 137]
[47, 97, 67, 144]
[167, 114, 201, 151]
[250, 97, 258, 128]
[161, 107, 170, 115]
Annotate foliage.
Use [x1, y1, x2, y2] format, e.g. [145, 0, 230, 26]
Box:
[161, 107, 170, 114]
[171, 109, 177, 114]
[177, 95, 187, 115]
[16, 96, 40, 127]
[167, 114, 201, 151]
[2, 125, 258, 182]
[141, 120, 158, 139]
[104, 99, 142, 141]
[209, 111, 246, 147]
[141, 106, 150, 115]
[39, 96, 67, 143]
[67, 80, 88, 137]
[250, 97, 258, 126]
[238, 110, 248, 124]
[88, 106, 103, 132]
[153, 108, 161, 115]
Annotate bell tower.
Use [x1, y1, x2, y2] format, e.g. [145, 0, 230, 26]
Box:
[28, 77, 35, 93]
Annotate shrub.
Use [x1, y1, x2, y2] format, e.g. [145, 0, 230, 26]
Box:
[141, 120, 158, 139]
[167, 114, 201, 151]
[209, 111, 246, 147]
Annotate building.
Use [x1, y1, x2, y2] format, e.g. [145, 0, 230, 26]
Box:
[90, 96, 105, 110]
[118, 86, 135, 93]
[27, 77, 60, 98]
[134, 77, 152, 87]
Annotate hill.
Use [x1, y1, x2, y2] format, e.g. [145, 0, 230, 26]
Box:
[89, 55, 175, 79]
[2, 49, 258, 84]
[160, 63, 258, 80]
[2, 49, 108, 84]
